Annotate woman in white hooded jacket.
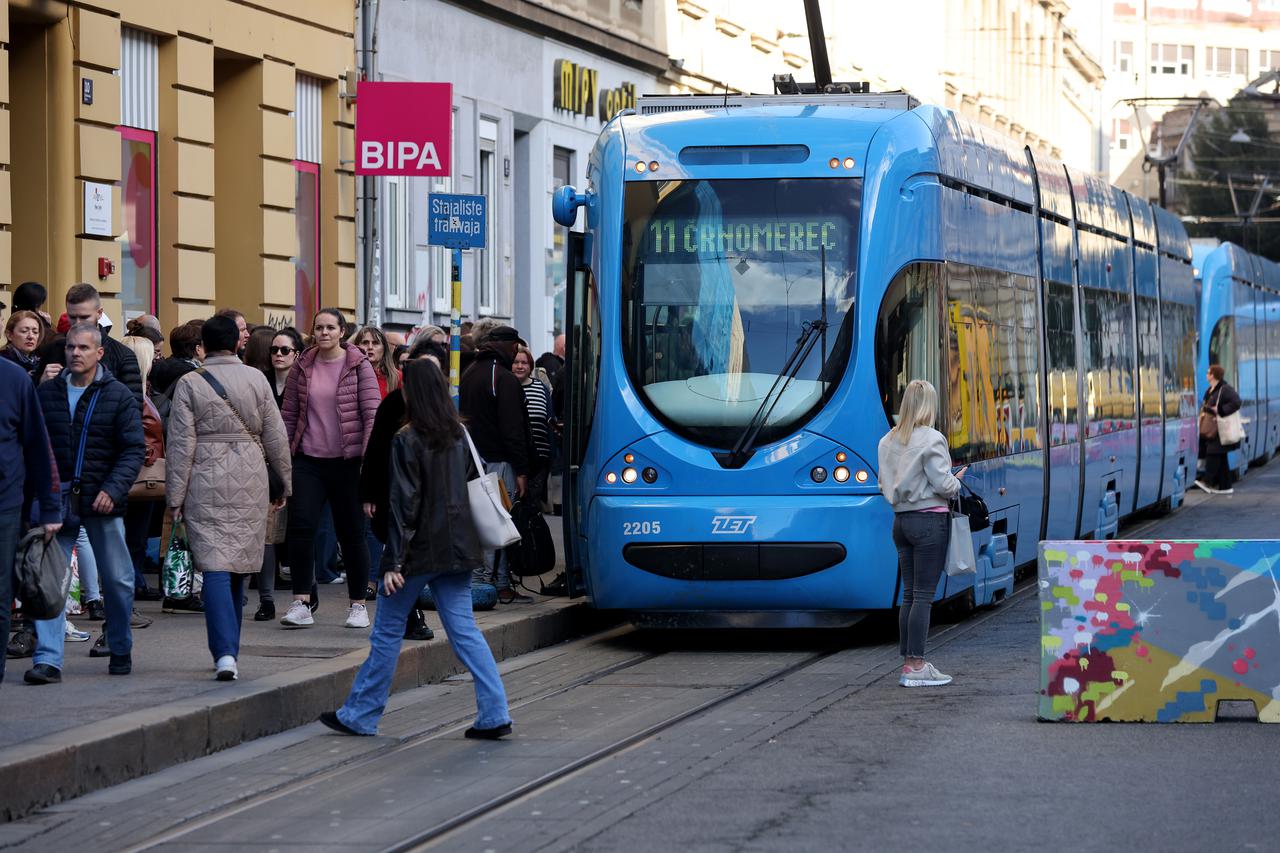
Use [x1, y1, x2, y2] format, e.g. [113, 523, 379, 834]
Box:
[877, 379, 964, 687]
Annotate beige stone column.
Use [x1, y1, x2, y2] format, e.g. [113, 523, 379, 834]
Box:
[71, 4, 123, 321]
[322, 75, 357, 317]
[158, 35, 216, 330]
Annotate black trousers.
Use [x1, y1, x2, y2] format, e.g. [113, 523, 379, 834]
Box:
[286, 454, 369, 602]
[1203, 451, 1234, 490]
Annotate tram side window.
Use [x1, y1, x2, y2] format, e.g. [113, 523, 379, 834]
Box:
[1135, 295, 1163, 424]
[941, 264, 1039, 462]
[1208, 314, 1235, 388]
[1045, 281, 1078, 446]
[875, 262, 943, 427]
[570, 259, 602, 460]
[1161, 299, 1196, 419]
[1081, 287, 1136, 436]
[1233, 280, 1256, 406]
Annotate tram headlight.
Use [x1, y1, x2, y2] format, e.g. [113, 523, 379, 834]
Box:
[833, 466, 850, 483]
[843, 157, 855, 169]
[648, 160, 660, 172]
[828, 157, 840, 169]
[854, 469, 869, 483]
[634, 161, 646, 173]
[835, 451, 847, 463]
[622, 467, 638, 484]
[642, 467, 658, 483]
[810, 466, 828, 483]
[606, 471, 618, 484]
[624, 453, 635, 464]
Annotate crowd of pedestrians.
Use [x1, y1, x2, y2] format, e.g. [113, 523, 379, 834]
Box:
[2, 279, 564, 703]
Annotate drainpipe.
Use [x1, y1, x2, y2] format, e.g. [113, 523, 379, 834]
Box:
[357, 0, 381, 326]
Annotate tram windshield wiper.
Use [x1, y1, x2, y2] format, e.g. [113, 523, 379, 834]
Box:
[716, 317, 828, 470]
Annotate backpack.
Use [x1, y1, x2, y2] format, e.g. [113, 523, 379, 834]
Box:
[15, 528, 73, 620]
[503, 499, 556, 578]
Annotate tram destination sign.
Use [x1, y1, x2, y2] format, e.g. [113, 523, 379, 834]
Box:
[428, 193, 487, 249]
[644, 216, 843, 255]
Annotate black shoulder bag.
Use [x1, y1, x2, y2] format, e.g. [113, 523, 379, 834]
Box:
[951, 481, 990, 532]
[197, 369, 286, 502]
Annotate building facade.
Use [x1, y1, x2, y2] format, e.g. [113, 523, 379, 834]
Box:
[369, 0, 667, 354]
[663, 0, 1107, 174]
[0, 0, 357, 335]
[1083, 0, 1280, 198]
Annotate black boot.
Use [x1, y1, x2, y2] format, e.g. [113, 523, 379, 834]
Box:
[404, 608, 435, 641]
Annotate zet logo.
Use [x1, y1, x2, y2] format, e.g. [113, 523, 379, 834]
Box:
[710, 515, 756, 535]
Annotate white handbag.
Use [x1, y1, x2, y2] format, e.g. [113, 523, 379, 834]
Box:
[945, 514, 976, 577]
[1217, 411, 1245, 446]
[462, 429, 523, 550]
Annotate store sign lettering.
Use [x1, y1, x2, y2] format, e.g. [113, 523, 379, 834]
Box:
[554, 59, 637, 122]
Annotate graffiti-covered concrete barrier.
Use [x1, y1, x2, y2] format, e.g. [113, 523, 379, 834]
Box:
[1038, 540, 1280, 723]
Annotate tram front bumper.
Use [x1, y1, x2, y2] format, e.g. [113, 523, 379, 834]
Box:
[584, 494, 899, 611]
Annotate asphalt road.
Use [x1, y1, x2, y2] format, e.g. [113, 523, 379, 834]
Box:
[3, 464, 1280, 852]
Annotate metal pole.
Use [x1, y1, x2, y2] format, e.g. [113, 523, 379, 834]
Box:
[450, 247, 462, 404]
[802, 0, 832, 90]
[1157, 161, 1167, 209]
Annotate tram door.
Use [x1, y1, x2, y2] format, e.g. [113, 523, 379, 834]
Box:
[561, 230, 598, 598]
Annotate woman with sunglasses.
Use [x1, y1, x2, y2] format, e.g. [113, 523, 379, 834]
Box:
[250, 327, 304, 620]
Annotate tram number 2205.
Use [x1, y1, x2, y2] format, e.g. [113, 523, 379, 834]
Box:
[622, 521, 662, 536]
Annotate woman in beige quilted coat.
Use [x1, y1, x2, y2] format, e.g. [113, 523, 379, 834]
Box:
[165, 316, 291, 681]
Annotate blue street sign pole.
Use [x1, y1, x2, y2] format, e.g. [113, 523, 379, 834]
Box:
[451, 248, 462, 405]
[427, 192, 487, 404]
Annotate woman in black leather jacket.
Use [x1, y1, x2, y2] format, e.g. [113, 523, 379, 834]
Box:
[320, 359, 512, 739]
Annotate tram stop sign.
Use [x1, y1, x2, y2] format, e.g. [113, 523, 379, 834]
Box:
[427, 193, 487, 249]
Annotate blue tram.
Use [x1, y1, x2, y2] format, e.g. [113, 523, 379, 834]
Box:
[1196, 243, 1280, 476]
[552, 93, 1200, 625]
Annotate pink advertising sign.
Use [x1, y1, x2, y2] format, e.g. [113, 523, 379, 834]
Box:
[355, 81, 453, 176]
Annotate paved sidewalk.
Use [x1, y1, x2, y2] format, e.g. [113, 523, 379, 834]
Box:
[0, 524, 608, 821]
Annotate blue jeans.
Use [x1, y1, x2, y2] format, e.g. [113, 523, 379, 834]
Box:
[0, 506, 22, 686]
[337, 570, 510, 735]
[76, 526, 100, 603]
[202, 571, 246, 663]
[35, 516, 134, 669]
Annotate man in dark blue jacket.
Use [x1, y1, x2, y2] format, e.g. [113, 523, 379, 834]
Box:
[0, 358, 61, 687]
[27, 323, 145, 684]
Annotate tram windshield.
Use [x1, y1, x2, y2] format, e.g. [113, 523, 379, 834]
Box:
[622, 178, 860, 449]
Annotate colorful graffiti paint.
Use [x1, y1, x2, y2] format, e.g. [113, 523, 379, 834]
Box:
[1039, 540, 1280, 723]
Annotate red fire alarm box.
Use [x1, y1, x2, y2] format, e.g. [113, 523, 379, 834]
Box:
[98, 257, 116, 280]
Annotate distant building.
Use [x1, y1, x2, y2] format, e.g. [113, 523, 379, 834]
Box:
[1083, 0, 1280, 200]
[665, 0, 1107, 174]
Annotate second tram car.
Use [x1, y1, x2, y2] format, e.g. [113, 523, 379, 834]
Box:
[553, 92, 1204, 625]
[1196, 242, 1280, 477]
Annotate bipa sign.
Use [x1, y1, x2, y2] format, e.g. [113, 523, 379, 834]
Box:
[355, 81, 452, 176]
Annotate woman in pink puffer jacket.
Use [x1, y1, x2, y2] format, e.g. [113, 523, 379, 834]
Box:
[280, 308, 380, 630]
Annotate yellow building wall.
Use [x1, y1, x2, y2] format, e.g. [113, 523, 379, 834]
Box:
[0, 0, 356, 339]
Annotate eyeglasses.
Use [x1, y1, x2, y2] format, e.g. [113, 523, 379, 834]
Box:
[269, 346, 296, 356]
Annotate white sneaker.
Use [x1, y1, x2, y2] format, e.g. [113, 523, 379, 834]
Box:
[280, 600, 315, 627]
[900, 662, 953, 687]
[65, 621, 91, 642]
[328, 572, 347, 585]
[345, 603, 370, 629]
[1193, 480, 1212, 493]
[215, 655, 238, 681]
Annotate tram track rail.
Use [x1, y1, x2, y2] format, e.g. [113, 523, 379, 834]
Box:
[93, 583, 1035, 853]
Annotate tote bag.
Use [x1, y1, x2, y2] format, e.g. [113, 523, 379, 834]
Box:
[946, 514, 976, 577]
[1217, 410, 1245, 446]
[462, 429, 523, 550]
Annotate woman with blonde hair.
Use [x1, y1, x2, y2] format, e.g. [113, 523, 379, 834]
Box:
[877, 379, 965, 688]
